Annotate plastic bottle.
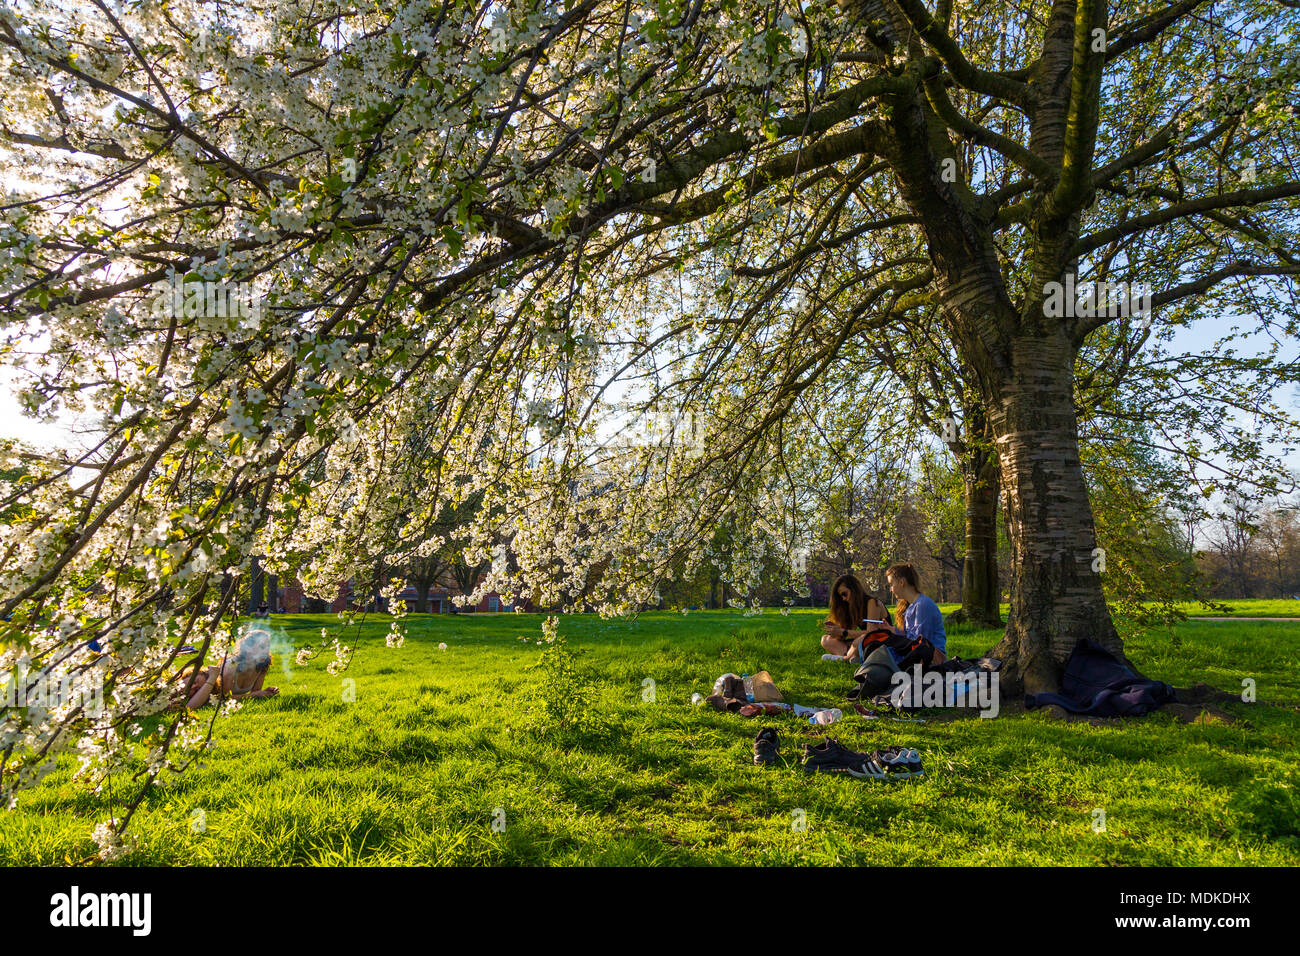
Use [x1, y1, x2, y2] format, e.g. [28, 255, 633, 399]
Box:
[809, 708, 843, 725]
[742, 674, 754, 702]
[948, 677, 974, 706]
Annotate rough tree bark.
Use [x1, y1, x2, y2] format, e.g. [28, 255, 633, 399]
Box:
[959, 443, 1002, 628]
[984, 331, 1122, 694]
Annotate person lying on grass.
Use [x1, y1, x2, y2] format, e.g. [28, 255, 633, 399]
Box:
[169, 631, 280, 710]
[882, 562, 947, 665]
[821, 573, 891, 662]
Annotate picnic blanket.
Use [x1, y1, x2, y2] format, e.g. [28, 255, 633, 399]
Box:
[1025, 639, 1175, 717]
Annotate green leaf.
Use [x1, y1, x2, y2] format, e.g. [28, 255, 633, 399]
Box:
[441, 225, 464, 258]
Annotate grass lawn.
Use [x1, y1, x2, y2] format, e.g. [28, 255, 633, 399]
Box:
[931, 598, 1300, 619]
[1168, 599, 1300, 618]
[2, 609, 1297, 866]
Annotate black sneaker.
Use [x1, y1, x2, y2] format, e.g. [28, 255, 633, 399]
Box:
[753, 728, 780, 765]
[903, 747, 924, 778]
[865, 746, 923, 780]
[800, 737, 870, 775]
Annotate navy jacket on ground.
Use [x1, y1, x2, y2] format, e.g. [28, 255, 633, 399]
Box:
[1025, 639, 1175, 717]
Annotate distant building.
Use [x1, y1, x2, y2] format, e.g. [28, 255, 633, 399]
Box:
[392, 585, 525, 613]
[280, 581, 304, 613]
[308, 578, 533, 614]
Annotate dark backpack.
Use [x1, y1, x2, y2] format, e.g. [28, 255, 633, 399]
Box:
[852, 631, 937, 697]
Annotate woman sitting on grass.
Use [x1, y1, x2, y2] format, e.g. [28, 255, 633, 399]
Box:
[884, 562, 947, 664]
[169, 630, 280, 710]
[820, 573, 891, 662]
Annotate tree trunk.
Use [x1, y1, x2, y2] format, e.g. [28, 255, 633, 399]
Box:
[840, 0, 1123, 694]
[217, 572, 235, 613]
[452, 560, 478, 599]
[985, 332, 1123, 695]
[248, 556, 265, 613]
[960, 452, 1002, 627]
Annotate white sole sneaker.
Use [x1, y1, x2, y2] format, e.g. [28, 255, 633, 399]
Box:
[850, 757, 891, 780]
[904, 748, 924, 778]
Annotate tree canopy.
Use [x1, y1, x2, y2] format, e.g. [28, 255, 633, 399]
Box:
[2, 0, 1298, 853]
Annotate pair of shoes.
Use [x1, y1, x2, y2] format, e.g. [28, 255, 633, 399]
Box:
[799, 737, 872, 776]
[892, 747, 924, 778]
[753, 728, 780, 765]
[821, 653, 848, 662]
[861, 746, 923, 780]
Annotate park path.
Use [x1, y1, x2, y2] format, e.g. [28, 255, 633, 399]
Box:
[1188, 617, 1300, 622]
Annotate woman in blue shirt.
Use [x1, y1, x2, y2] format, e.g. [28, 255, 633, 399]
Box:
[885, 563, 947, 664]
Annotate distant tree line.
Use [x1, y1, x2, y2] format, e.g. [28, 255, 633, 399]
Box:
[1197, 495, 1300, 600]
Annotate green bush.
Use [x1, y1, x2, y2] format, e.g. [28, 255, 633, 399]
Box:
[521, 638, 611, 741]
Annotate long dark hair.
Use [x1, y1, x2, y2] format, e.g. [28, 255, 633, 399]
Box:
[828, 574, 880, 630]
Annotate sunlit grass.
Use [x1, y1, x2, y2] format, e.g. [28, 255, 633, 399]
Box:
[2, 609, 1296, 865]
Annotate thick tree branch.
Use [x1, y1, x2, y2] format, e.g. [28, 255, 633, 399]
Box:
[1073, 182, 1300, 256]
[891, 0, 1029, 104]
